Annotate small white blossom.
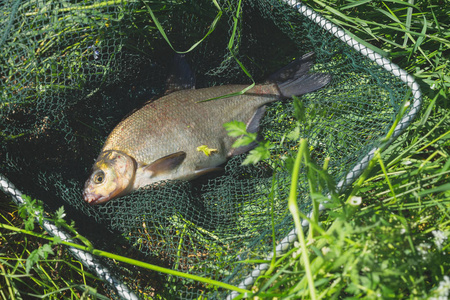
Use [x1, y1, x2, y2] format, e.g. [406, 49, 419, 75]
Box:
[400, 228, 407, 234]
[87, 45, 100, 60]
[416, 242, 431, 259]
[429, 276, 450, 300]
[432, 230, 448, 251]
[349, 196, 362, 206]
[292, 248, 302, 259]
[362, 266, 371, 272]
[307, 238, 316, 246]
[321, 246, 331, 255]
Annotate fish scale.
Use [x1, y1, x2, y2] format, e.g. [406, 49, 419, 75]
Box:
[102, 84, 280, 172]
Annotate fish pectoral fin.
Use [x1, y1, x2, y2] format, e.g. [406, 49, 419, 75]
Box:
[144, 151, 186, 177]
[194, 167, 224, 177]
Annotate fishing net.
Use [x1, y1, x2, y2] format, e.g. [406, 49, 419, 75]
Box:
[0, 0, 421, 299]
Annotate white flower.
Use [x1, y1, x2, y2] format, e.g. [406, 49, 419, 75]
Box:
[292, 248, 302, 259]
[362, 266, 371, 272]
[416, 242, 431, 259]
[307, 238, 316, 246]
[321, 246, 331, 255]
[429, 276, 450, 300]
[349, 196, 362, 206]
[432, 230, 448, 251]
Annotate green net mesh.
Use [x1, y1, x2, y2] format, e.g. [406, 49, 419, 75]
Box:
[0, 0, 418, 298]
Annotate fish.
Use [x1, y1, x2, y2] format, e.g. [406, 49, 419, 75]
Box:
[83, 52, 331, 205]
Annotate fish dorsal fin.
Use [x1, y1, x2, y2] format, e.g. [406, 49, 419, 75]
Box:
[144, 151, 186, 177]
[165, 54, 196, 94]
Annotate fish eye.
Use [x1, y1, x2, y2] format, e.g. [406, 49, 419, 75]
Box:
[93, 171, 105, 184]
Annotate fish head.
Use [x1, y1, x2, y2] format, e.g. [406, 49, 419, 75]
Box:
[83, 150, 136, 205]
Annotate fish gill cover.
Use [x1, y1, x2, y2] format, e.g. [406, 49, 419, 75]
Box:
[0, 0, 414, 298]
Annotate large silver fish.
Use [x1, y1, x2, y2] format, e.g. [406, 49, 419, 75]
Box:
[83, 53, 330, 205]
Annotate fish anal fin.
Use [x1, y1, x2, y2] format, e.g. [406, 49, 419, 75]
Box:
[144, 151, 186, 176]
[246, 105, 266, 134]
[194, 167, 224, 177]
[229, 106, 265, 157]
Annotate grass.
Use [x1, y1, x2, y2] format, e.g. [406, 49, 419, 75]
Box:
[247, 110, 450, 299]
[0, 198, 112, 299]
[243, 1, 450, 298]
[1, 0, 449, 299]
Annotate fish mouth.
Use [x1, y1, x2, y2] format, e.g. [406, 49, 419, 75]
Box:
[83, 192, 110, 205]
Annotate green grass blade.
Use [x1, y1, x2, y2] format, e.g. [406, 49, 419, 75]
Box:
[288, 139, 317, 299]
[340, 0, 373, 10]
[0, 222, 251, 295]
[143, 1, 223, 54]
[403, 0, 414, 48]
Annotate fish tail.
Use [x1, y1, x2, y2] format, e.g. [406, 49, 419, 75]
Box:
[267, 52, 331, 98]
[277, 72, 331, 98]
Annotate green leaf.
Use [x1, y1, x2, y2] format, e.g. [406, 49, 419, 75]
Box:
[53, 236, 62, 244]
[284, 156, 295, 174]
[55, 206, 66, 219]
[310, 192, 330, 204]
[242, 143, 272, 165]
[223, 120, 247, 137]
[293, 96, 306, 123]
[24, 217, 35, 231]
[287, 126, 301, 141]
[26, 249, 40, 273]
[232, 135, 255, 148]
[25, 243, 55, 273]
[41, 244, 54, 259]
